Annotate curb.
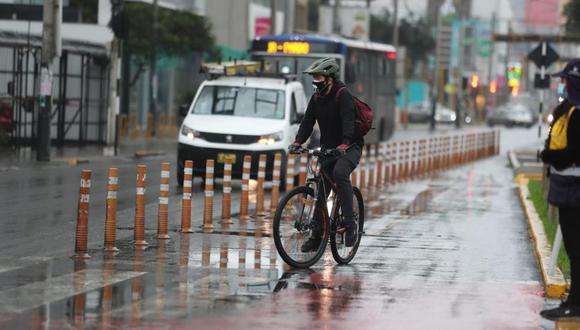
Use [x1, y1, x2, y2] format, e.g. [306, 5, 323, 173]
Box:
[517, 178, 568, 299]
[508, 150, 543, 184]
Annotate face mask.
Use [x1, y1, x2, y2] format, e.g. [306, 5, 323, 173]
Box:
[558, 83, 566, 98]
[312, 79, 329, 93]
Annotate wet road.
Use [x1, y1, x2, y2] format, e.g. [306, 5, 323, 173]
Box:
[0, 126, 568, 329]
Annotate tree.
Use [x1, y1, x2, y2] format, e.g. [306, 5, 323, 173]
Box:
[370, 9, 435, 77]
[563, 0, 580, 34]
[125, 3, 216, 85]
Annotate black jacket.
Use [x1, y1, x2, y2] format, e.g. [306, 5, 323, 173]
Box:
[541, 98, 580, 170]
[295, 81, 363, 148]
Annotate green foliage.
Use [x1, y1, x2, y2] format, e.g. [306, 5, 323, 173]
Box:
[125, 3, 215, 63]
[370, 9, 435, 76]
[308, 0, 320, 31]
[528, 180, 570, 277]
[563, 0, 580, 34]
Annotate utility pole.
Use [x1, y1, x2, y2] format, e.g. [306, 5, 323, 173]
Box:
[38, 0, 61, 161]
[333, 0, 341, 34]
[150, 0, 159, 136]
[487, 12, 496, 116]
[456, 15, 465, 129]
[284, 0, 295, 34]
[392, 0, 399, 49]
[431, 7, 443, 132]
[271, 0, 277, 35]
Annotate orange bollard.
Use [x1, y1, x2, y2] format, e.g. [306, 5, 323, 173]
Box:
[286, 153, 295, 192]
[256, 154, 267, 216]
[134, 165, 148, 246]
[391, 142, 398, 183]
[351, 165, 358, 187]
[411, 140, 418, 179]
[299, 152, 308, 186]
[418, 140, 424, 177]
[403, 141, 410, 181]
[270, 153, 282, 212]
[376, 143, 384, 191]
[180, 160, 194, 233]
[360, 146, 367, 192]
[368, 144, 376, 192]
[203, 159, 215, 230]
[157, 162, 171, 239]
[384, 143, 392, 185]
[240, 155, 251, 221]
[74, 169, 92, 259]
[222, 159, 234, 225]
[398, 142, 405, 181]
[104, 168, 119, 252]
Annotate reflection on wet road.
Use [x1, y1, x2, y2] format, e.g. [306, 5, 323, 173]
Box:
[0, 128, 570, 329]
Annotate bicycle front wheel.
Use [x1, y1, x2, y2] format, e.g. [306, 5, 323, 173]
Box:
[273, 186, 329, 269]
[330, 186, 365, 265]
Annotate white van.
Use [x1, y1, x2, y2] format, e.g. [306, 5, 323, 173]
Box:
[177, 74, 309, 185]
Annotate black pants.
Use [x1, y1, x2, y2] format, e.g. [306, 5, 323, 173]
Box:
[560, 206, 580, 305]
[312, 145, 362, 237]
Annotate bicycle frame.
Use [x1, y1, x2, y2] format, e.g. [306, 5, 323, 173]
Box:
[300, 153, 342, 234]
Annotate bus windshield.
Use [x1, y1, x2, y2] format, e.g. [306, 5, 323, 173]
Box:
[252, 56, 342, 97]
[192, 86, 286, 120]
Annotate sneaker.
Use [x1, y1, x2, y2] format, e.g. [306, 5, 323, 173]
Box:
[540, 302, 580, 320]
[301, 237, 322, 253]
[344, 225, 357, 247]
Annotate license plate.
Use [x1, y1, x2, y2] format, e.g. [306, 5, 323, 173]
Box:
[217, 153, 236, 164]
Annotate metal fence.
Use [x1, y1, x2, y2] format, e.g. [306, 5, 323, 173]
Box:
[0, 44, 110, 147]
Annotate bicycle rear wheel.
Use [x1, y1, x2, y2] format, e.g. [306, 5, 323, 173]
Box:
[273, 186, 329, 268]
[330, 187, 364, 264]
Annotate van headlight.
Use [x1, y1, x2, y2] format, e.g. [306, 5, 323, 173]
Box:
[257, 131, 284, 145]
[181, 125, 200, 140]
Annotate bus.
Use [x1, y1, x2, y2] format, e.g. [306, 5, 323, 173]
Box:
[250, 34, 397, 142]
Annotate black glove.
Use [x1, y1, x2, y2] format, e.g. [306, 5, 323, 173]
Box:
[288, 142, 301, 153]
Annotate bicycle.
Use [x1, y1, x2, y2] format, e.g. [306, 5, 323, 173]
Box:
[272, 147, 365, 268]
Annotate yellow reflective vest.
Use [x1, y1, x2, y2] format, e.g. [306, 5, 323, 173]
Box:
[550, 106, 577, 150]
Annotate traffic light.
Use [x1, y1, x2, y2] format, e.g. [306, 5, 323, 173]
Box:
[489, 81, 497, 94]
[470, 75, 479, 88]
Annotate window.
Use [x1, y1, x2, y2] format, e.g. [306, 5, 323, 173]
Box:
[192, 86, 285, 119]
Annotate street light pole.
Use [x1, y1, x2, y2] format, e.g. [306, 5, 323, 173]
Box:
[38, 0, 61, 161]
[149, 0, 159, 137]
[333, 0, 341, 34]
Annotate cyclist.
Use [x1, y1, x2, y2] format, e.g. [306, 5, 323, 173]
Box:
[288, 57, 363, 252]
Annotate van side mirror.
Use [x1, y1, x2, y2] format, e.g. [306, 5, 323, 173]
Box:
[179, 103, 190, 117]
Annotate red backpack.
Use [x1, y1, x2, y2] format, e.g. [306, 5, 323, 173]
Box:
[336, 86, 374, 137]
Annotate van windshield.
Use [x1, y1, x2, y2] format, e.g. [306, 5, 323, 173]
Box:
[192, 86, 285, 119]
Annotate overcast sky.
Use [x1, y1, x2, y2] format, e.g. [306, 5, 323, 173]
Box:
[370, 0, 514, 21]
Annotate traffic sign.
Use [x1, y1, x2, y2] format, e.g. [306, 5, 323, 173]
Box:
[528, 41, 559, 68]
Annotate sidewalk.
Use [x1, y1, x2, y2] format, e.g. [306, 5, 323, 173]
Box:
[0, 137, 177, 168]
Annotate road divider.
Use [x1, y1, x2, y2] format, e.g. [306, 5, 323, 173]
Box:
[73, 169, 92, 259]
[134, 165, 148, 246]
[180, 160, 194, 233]
[157, 162, 171, 239]
[70, 130, 500, 255]
[104, 168, 119, 252]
